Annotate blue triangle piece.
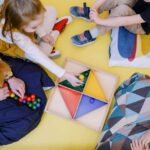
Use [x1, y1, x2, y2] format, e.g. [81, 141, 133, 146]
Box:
[125, 108, 138, 117]
[133, 81, 150, 91]
[126, 93, 144, 105]
[75, 95, 107, 119]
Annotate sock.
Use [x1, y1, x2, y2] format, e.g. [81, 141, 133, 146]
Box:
[89, 27, 99, 39]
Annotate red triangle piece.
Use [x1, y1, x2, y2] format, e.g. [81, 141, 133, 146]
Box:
[58, 85, 82, 118]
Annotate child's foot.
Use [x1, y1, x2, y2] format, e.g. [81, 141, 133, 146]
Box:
[71, 30, 96, 47]
[52, 16, 72, 33]
[49, 48, 61, 59]
[70, 2, 91, 21]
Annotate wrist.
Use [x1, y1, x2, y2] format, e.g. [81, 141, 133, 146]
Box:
[7, 76, 15, 84]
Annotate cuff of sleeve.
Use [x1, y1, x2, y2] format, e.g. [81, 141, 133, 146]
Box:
[57, 69, 66, 78]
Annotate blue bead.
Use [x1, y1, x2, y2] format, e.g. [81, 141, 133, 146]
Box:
[36, 103, 40, 108]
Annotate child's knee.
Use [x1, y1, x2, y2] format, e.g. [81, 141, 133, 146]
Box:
[110, 4, 135, 17]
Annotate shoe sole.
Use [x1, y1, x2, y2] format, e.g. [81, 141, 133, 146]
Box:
[71, 14, 91, 22]
[56, 16, 73, 24]
[49, 54, 61, 59]
[71, 38, 95, 47]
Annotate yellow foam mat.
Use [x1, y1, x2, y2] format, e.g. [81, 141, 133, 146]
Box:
[1, 0, 150, 150]
[83, 70, 107, 102]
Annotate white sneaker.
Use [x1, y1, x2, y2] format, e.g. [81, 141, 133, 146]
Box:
[49, 48, 61, 58]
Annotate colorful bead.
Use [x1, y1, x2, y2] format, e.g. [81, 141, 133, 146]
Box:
[37, 98, 41, 102]
[31, 94, 36, 100]
[27, 97, 31, 102]
[3, 83, 9, 87]
[79, 74, 84, 81]
[10, 93, 15, 98]
[23, 100, 26, 103]
[32, 106, 37, 110]
[36, 103, 40, 108]
[28, 103, 32, 107]
[18, 98, 23, 102]
[14, 96, 19, 100]
[33, 101, 37, 105]
[3, 82, 41, 110]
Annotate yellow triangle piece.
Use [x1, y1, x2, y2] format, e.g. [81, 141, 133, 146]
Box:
[83, 70, 107, 102]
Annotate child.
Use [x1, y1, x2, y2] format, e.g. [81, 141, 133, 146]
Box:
[70, 0, 150, 46]
[0, 53, 55, 145]
[0, 0, 82, 87]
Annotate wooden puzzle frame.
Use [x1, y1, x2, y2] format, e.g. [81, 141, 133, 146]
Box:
[45, 59, 118, 131]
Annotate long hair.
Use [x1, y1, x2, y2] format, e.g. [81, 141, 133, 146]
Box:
[1, 0, 45, 42]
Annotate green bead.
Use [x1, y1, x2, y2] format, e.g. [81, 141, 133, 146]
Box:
[14, 96, 19, 100]
[28, 103, 32, 107]
[33, 101, 37, 105]
[37, 98, 41, 102]
[32, 106, 37, 110]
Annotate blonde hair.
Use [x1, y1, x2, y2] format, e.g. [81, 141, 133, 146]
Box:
[1, 0, 45, 42]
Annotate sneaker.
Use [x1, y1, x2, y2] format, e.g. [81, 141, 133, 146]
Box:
[70, 2, 91, 21]
[49, 48, 61, 58]
[71, 30, 96, 47]
[52, 16, 72, 33]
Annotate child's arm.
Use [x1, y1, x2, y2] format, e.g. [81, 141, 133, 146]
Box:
[92, 0, 107, 11]
[90, 9, 145, 27]
[0, 30, 65, 78]
[0, 30, 83, 86]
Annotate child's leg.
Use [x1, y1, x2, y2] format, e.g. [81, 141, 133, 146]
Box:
[71, 0, 139, 46]
[39, 16, 72, 58]
[94, 4, 145, 36]
[97, 0, 137, 13]
[38, 30, 60, 56]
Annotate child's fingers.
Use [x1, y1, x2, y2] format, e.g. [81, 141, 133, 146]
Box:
[3, 87, 9, 93]
[13, 89, 22, 98]
[4, 93, 9, 98]
[130, 143, 134, 150]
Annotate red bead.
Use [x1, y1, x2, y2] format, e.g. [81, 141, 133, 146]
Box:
[18, 98, 23, 102]
[8, 90, 12, 95]
[27, 97, 31, 102]
[3, 83, 8, 87]
[31, 94, 36, 101]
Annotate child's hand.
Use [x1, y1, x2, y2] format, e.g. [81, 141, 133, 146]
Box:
[8, 77, 25, 98]
[90, 8, 102, 24]
[0, 87, 9, 101]
[130, 139, 149, 150]
[130, 140, 144, 150]
[63, 72, 83, 87]
[41, 34, 54, 46]
[139, 131, 150, 149]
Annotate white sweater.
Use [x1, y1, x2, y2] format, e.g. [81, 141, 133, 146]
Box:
[0, 5, 65, 78]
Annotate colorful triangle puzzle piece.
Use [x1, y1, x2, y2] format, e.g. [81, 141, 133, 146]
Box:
[58, 85, 82, 118]
[59, 69, 91, 92]
[75, 94, 107, 119]
[83, 70, 107, 102]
